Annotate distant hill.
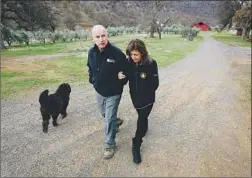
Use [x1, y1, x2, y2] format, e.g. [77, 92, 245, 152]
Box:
[3, 1, 221, 31]
[72, 1, 220, 27]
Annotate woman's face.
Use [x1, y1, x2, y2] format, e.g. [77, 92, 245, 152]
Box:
[130, 50, 142, 63]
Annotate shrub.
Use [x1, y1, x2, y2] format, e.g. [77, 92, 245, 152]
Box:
[34, 30, 50, 43]
[1, 24, 16, 46]
[107, 26, 118, 36]
[14, 30, 30, 45]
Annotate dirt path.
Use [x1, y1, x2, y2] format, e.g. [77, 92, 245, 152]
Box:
[1, 34, 251, 177]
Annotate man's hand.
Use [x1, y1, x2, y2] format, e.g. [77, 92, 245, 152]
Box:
[89, 76, 93, 84]
[118, 71, 126, 80]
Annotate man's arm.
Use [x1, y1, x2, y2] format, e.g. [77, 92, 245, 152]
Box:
[117, 51, 129, 85]
[87, 49, 93, 84]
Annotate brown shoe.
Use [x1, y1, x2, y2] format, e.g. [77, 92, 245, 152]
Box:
[116, 118, 123, 127]
[103, 147, 115, 159]
[115, 118, 123, 133]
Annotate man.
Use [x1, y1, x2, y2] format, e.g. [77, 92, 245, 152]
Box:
[87, 25, 128, 159]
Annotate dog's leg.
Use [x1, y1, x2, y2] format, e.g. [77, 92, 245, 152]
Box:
[42, 121, 49, 133]
[41, 112, 50, 133]
[40, 107, 50, 133]
[52, 113, 59, 126]
[61, 100, 69, 119]
[61, 108, 67, 119]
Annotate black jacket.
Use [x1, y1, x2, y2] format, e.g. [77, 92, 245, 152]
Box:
[87, 42, 128, 97]
[127, 57, 159, 109]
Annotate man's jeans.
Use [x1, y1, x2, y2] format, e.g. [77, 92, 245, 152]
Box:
[96, 92, 121, 149]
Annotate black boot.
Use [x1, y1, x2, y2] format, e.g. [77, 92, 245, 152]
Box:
[132, 137, 142, 164]
[144, 118, 148, 136]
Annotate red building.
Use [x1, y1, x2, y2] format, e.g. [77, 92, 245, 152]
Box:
[193, 22, 210, 31]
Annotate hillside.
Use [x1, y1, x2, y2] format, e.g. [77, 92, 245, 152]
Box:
[57, 1, 220, 28]
[2, 1, 221, 31]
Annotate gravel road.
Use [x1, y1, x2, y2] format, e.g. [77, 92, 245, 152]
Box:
[1, 34, 251, 177]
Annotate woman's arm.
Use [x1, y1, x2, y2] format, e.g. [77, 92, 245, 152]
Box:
[150, 60, 159, 91]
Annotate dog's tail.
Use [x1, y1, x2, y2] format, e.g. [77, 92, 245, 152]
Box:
[39, 89, 49, 106]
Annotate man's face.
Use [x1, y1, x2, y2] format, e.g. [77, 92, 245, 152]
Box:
[92, 28, 108, 49]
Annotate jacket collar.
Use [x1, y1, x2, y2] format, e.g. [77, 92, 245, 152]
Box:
[93, 41, 111, 53]
[129, 58, 147, 67]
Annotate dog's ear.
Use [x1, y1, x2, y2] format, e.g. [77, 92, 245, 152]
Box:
[40, 89, 49, 97]
[67, 84, 71, 93]
[65, 83, 71, 93]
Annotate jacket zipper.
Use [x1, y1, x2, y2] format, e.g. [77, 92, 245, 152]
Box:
[135, 63, 138, 93]
[94, 51, 99, 87]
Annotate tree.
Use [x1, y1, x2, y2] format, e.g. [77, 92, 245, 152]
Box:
[232, 5, 252, 39]
[1, 0, 60, 32]
[15, 30, 30, 45]
[145, 1, 172, 39]
[64, 15, 76, 30]
[61, 1, 83, 30]
[1, 24, 16, 47]
[216, 0, 243, 29]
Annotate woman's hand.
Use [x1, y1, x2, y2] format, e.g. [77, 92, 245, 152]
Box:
[118, 71, 126, 80]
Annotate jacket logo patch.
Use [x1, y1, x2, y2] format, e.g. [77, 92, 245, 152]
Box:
[107, 58, 115, 63]
[140, 72, 146, 79]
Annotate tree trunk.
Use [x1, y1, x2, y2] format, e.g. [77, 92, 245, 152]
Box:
[245, 28, 250, 38]
[157, 27, 161, 39]
[7, 40, 11, 46]
[150, 26, 155, 38]
[0, 40, 7, 49]
[242, 27, 247, 40]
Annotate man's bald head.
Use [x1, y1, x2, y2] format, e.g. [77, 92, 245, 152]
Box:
[91, 25, 107, 36]
[91, 25, 109, 50]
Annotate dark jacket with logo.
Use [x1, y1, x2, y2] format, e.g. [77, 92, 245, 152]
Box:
[87, 42, 128, 97]
[127, 57, 159, 109]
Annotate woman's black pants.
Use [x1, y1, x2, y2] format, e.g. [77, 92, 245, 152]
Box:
[134, 104, 153, 142]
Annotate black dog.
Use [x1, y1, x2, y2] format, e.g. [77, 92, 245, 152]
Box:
[39, 83, 71, 133]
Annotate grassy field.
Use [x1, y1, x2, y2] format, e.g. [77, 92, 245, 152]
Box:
[1, 39, 93, 56]
[211, 31, 251, 47]
[1, 34, 204, 99]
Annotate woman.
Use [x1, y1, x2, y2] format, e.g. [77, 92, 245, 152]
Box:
[118, 38, 159, 164]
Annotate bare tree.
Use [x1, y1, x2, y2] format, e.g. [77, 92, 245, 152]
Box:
[232, 2, 252, 39]
[144, 1, 172, 39]
[216, 0, 243, 29]
[1, 0, 60, 32]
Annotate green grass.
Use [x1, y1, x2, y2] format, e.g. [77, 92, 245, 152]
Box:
[1, 71, 56, 98]
[109, 34, 204, 67]
[211, 31, 251, 47]
[1, 34, 203, 99]
[35, 55, 90, 82]
[146, 35, 203, 66]
[1, 56, 89, 98]
[1, 40, 93, 56]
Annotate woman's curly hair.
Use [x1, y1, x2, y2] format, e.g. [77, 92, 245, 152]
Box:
[126, 38, 151, 63]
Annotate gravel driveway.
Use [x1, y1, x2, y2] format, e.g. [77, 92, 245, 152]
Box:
[1, 34, 251, 177]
